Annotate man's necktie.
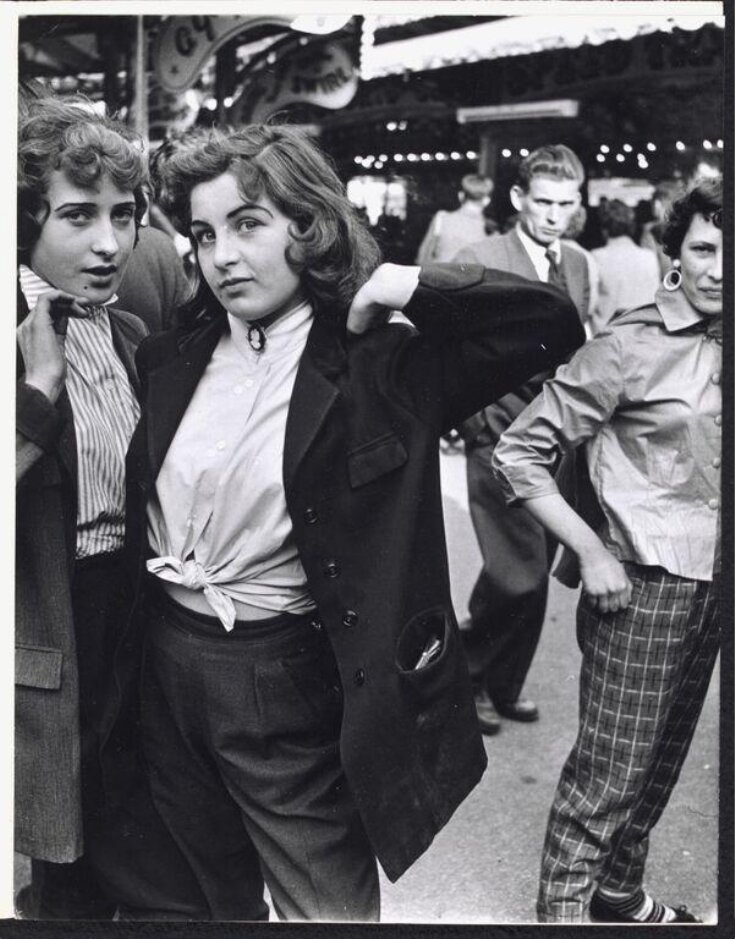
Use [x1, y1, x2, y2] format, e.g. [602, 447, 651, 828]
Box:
[545, 247, 567, 293]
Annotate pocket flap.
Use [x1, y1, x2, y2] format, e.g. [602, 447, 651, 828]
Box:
[347, 433, 407, 488]
[16, 645, 63, 689]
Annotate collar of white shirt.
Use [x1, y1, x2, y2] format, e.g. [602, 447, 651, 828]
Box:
[515, 225, 561, 280]
[227, 299, 313, 364]
[18, 264, 119, 312]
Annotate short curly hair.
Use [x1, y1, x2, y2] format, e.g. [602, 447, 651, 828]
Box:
[152, 124, 381, 325]
[18, 96, 148, 263]
[661, 176, 722, 259]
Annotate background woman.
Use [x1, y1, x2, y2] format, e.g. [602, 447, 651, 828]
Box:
[16, 96, 203, 919]
[493, 177, 722, 924]
[123, 124, 584, 921]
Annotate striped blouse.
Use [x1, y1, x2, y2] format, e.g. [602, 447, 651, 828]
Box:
[19, 266, 141, 558]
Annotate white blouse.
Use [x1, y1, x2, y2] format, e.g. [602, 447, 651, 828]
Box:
[146, 301, 317, 629]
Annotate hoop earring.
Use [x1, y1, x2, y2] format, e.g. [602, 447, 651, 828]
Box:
[662, 268, 682, 291]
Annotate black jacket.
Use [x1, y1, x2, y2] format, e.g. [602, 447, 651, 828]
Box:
[124, 263, 584, 881]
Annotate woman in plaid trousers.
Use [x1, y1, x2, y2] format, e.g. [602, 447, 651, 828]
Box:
[493, 177, 722, 924]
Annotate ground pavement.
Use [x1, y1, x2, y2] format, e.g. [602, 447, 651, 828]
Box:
[378, 449, 719, 924]
[11, 450, 719, 927]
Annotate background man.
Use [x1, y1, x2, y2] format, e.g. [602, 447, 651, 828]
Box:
[416, 174, 493, 264]
[453, 144, 589, 735]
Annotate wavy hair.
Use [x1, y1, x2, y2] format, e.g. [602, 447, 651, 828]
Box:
[152, 124, 382, 327]
[516, 144, 584, 192]
[18, 95, 148, 263]
[661, 176, 722, 259]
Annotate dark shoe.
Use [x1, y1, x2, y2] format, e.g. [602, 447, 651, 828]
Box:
[492, 696, 539, 722]
[14, 885, 38, 919]
[589, 892, 702, 924]
[473, 689, 501, 736]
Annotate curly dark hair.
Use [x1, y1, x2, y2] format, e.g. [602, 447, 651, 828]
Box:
[17, 95, 148, 263]
[152, 124, 381, 326]
[661, 176, 722, 259]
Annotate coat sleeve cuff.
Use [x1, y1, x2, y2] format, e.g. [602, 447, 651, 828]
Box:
[16, 381, 64, 451]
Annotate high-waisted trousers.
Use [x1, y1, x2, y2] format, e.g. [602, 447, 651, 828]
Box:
[139, 586, 380, 921]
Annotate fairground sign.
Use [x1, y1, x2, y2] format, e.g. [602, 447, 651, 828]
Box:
[154, 15, 294, 93]
[234, 41, 358, 123]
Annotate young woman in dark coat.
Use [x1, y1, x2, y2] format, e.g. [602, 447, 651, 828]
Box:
[124, 124, 584, 921]
[16, 95, 204, 920]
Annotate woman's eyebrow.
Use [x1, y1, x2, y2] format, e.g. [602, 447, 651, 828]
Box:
[190, 203, 273, 227]
[53, 201, 96, 211]
[226, 202, 273, 221]
[53, 200, 137, 211]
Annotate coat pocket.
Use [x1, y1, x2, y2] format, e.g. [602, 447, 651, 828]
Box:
[395, 606, 456, 702]
[16, 645, 63, 689]
[347, 432, 407, 489]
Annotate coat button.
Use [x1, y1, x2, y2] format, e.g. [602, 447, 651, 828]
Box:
[342, 610, 358, 628]
[309, 617, 323, 632]
[304, 507, 318, 524]
[353, 668, 366, 686]
[323, 560, 340, 578]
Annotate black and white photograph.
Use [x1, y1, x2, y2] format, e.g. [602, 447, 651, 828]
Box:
[6, 1, 729, 934]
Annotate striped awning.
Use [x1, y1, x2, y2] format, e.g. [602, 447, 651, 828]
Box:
[360, 7, 724, 80]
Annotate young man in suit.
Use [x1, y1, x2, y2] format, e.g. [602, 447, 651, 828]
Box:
[453, 145, 589, 735]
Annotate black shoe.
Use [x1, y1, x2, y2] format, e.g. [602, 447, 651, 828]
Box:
[492, 696, 539, 722]
[473, 689, 501, 736]
[589, 892, 702, 924]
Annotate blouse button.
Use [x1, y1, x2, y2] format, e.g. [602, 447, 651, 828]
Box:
[714, 415, 722, 426]
[216, 440, 227, 451]
[233, 384, 244, 395]
[245, 378, 254, 388]
[713, 456, 721, 468]
[708, 498, 719, 510]
[711, 372, 721, 385]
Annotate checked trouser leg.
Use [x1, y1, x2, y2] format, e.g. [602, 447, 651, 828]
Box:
[536, 567, 719, 923]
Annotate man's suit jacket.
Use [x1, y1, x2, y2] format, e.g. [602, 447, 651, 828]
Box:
[15, 292, 147, 862]
[117, 226, 191, 334]
[455, 228, 590, 441]
[124, 263, 584, 881]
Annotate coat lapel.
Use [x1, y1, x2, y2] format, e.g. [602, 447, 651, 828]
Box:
[108, 308, 147, 398]
[145, 316, 225, 480]
[507, 229, 540, 281]
[283, 317, 346, 493]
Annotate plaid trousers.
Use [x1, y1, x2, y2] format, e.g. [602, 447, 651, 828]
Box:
[537, 564, 720, 923]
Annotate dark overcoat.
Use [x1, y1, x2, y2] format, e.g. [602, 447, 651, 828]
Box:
[123, 263, 584, 881]
[15, 294, 147, 862]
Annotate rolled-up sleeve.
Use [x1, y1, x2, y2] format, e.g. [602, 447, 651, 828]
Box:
[492, 332, 624, 504]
